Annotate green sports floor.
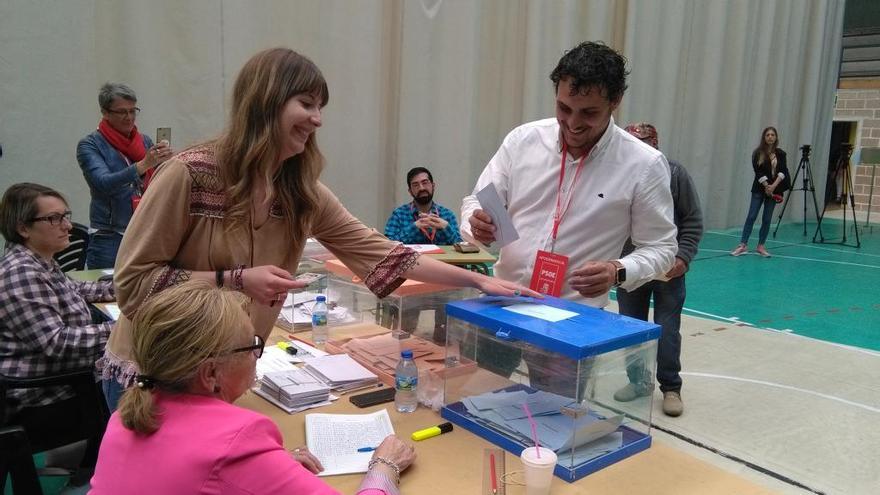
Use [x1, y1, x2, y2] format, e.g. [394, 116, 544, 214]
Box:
[669, 218, 880, 352]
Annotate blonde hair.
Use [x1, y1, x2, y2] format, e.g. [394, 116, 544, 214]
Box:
[213, 47, 329, 241]
[117, 281, 249, 434]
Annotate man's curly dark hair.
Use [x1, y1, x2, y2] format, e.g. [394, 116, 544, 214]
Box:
[550, 41, 629, 102]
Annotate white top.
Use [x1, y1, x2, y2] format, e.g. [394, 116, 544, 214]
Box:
[461, 117, 677, 306]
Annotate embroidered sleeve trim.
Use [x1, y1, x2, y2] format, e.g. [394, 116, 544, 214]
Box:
[363, 245, 420, 298]
[145, 266, 192, 301]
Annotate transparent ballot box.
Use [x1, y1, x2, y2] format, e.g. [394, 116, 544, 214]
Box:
[441, 296, 661, 482]
[322, 259, 477, 342]
[276, 261, 329, 331]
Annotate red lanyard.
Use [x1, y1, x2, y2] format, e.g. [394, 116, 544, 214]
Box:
[412, 204, 438, 242]
[551, 142, 586, 251]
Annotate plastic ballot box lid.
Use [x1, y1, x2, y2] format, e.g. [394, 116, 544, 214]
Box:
[445, 296, 660, 360]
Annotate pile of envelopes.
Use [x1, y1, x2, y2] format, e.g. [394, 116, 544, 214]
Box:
[330, 333, 463, 386]
[459, 388, 625, 464]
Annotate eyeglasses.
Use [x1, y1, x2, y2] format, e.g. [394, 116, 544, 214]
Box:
[228, 334, 265, 359]
[30, 211, 72, 226]
[106, 107, 141, 117]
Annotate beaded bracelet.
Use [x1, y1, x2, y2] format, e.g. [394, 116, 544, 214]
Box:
[231, 264, 246, 291]
[367, 456, 400, 484]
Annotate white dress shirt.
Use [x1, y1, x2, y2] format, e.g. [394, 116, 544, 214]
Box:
[461, 117, 677, 307]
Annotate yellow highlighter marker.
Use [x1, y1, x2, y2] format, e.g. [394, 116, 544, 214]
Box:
[411, 422, 453, 441]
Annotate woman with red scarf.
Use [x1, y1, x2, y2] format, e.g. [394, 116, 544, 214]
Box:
[76, 82, 173, 269]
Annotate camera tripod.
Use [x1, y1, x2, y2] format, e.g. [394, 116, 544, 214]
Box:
[813, 143, 861, 248]
[773, 144, 822, 238]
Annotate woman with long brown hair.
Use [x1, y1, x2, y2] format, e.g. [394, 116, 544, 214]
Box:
[731, 126, 791, 257]
[99, 47, 535, 410]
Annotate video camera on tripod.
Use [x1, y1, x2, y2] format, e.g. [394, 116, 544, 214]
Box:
[812, 142, 860, 247]
[773, 143, 821, 238]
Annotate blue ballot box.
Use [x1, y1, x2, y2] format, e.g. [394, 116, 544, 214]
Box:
[440, 296, 661, 482]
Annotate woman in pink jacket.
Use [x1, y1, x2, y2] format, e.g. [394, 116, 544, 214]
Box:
[89, 281, 415, 494]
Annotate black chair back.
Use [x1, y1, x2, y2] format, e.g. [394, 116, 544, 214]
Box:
[0, 369, 109, 493]
[0, 426, 43, 494]
[54, 222, 89, 272]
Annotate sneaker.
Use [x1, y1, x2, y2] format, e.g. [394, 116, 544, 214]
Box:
[613, 382, 653, 402]
[730, 244, 748, 257]
[755, 245, 771, 258]
[662, 391, 684, 417]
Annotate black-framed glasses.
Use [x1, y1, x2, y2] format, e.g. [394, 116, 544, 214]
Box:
[107, 107, 141, 117]
[229, 334, 265, 358]
[30, 211, 72, 226]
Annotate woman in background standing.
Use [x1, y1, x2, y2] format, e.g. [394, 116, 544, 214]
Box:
[731, 126, 790, 258]
[76, 83, 173, 269]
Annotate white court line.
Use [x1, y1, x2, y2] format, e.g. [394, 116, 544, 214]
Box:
[704, 230, 880, 259]
[697, 243, 880, 269]
[760, 253, 880, 269]
[681, 307, 880, 357]
[681, 372, 880, 414]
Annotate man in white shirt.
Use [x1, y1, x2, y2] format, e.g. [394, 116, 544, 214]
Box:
[460, 41, 677, 395]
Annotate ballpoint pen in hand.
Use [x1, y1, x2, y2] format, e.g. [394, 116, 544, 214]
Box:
[357, 446, 376, 453]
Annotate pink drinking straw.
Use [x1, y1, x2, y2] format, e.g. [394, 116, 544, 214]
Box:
[521, 403, 541, 458]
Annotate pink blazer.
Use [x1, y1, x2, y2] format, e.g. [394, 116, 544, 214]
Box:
[89, 393, 393, 495]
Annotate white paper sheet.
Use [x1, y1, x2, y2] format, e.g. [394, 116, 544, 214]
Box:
[252, 387, 337, 414]
[306, 409, 395, 476]
[502, 303, 578, 322]
[304, 354, 378, 384]
[475, 183, 519, 247]
[404, 244, 444, 254]
[100, 303, 121, 321]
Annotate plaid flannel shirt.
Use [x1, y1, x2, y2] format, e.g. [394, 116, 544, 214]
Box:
[383, 201, 462, 245]
[0, 243, 114, 416]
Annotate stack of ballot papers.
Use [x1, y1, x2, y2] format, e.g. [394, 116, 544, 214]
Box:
[260, 368, 330, 409]
[459, 388, 625, 464]
[253, 343, 336, 414]
[303, 354, 379, 392]
[277, 290, 357, 330]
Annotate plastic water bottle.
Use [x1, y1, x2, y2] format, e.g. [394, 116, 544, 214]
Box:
[394, 350, 418, 413]
[311, 295, 328, 347]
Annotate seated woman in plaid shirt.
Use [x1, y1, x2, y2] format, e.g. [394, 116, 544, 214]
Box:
[0, 182, 115, 479]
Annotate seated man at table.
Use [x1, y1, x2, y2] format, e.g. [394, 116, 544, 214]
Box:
[384, 167, 462, 342]
[384, 167, 461, 246]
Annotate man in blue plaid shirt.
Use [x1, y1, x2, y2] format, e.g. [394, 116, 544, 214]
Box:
[383, 167, 461, 342]
[383, 167, 461, 246]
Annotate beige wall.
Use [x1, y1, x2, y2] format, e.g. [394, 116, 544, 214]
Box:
[834, 83, 880, 213]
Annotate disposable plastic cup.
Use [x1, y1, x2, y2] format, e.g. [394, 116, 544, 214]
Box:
[520, 446, 557, 495]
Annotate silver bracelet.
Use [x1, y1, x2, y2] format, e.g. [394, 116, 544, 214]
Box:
[367, 456, 400, 484]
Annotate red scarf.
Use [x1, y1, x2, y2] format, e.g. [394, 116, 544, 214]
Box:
[98, 119, 146, 162]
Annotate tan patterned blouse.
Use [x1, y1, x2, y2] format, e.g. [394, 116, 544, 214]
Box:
[101, 145, 418, 386]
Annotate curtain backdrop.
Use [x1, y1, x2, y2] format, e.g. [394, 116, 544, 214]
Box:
[0, 0, 844, 230]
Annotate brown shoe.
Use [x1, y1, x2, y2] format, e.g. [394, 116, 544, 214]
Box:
[613, 383, 653, 402]
[662, 391, 683, 417]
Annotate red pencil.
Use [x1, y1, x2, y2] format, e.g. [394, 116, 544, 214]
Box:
[489, 453, 498, 494]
